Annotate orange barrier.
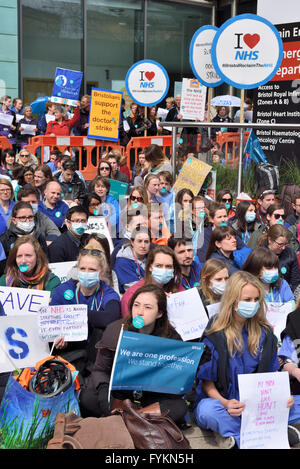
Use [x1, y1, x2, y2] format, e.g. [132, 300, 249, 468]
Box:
[24, 136, 126, 181]
[0, 137, 12, 151]
[216, 131, 250, 168]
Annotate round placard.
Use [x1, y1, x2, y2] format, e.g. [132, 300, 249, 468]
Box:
[211, 14, 283, 90]
[189, 25, 223, 88]
[125, 60, 169, 107]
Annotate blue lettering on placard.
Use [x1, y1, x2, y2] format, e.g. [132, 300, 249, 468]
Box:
[28, 294, 44, 313]
[5, 327, 29, 360]
[140, 82, 155, 88]
[235, 50, 259, 60]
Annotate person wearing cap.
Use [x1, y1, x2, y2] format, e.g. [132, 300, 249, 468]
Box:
[256, 188, 276, 226]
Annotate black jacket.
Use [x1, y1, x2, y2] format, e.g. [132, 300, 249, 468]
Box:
[48, 230, 89, 263]
[54, 171, 86, 203]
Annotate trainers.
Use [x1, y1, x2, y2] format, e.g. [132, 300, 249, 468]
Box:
[288, 425, 300, 447]
[214, 432, 236, 449]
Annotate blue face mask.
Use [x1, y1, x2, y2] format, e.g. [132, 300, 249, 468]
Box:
[78, 271, 99, 289]
[261, 269, 279, 284]
[93, 209, 100, 216]
[219, 221, 227, 227]
[225, 203, 231, 210]
[31, 203, 38, 215]
[245, 212, 256, 223]
[277, 220, 284, 226]
[19, 264, 29, 273]
[236, 301, 260, 319]
[151, 267, 174, 285]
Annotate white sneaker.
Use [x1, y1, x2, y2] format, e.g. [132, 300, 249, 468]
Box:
[214, 432, 236, 449]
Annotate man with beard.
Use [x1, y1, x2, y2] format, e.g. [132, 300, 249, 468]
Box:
[168, 237, 202, 289]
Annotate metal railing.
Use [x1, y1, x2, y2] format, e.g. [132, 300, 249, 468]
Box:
[159, 121, 300, 194]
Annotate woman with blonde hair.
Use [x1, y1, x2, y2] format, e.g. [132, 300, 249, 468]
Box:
[15, 149, 38, 169]
[194, 270, 299, 448]
[198, 258, 229, 306]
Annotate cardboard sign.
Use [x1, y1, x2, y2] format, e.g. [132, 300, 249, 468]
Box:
[167, 288, 209, 341]
[88, 88, 122, 142]
[38, 304, 88, 342]
[0, 315, 50, 373]
[0, 287, 50, 316]
[238, 372, 290, 449]
[51, 67, 83, 106]
[86, 216, 114, 252]
[180, 78, 207, 121]
[172, 156, 212, 196]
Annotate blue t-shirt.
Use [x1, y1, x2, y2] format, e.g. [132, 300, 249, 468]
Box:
[38, 199, 69, 228]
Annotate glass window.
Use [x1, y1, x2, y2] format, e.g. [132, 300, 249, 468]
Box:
[147, 1, 212, 96]
[22, 0, 82, 105]
[86, 0, 143, 110]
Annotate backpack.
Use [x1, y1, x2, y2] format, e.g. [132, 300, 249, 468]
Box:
[254, 163, 279, 194]
[280, 184, 300, 216]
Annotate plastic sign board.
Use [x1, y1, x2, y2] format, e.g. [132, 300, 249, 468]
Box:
[88, 88, 122, 142]
[51, 67, 83, 106]
[189, 25, 223, 87]
[125, 60, 169, 107]
[211, 14, 283, 89]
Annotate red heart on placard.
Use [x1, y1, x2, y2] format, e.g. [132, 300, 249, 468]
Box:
[243, 33, 260, 49]
[145, 71, 155, 81]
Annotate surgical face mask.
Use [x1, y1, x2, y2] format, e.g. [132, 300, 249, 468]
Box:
[236, 301, 260, 319]
[151, 267, 174, 285]
[211, 281, 226, 296]
[261, 268, 279, 284]
[17, 221, 35, 233]
[245, 212, 256, 223]
[31, 204, 38, 215]
[77, 271, 99, 289]
[71, 222, 87, 236]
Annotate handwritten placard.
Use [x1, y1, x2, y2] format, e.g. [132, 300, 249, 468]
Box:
[266, 301, 294, 341]
[49, 261, 77, 283]
[238, 372, 290, 449]
[206, 302, 221, 319]
[0, 315, 50, 373]
[167, 288, 208, 341]
[172, 156, 212, 196]
[38, 304, 88, 342]
[0, 287, 50, 316]
[86, 216, 114, 252]
[180, 78, 207, 121]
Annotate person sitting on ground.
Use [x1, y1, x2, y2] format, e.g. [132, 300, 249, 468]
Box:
[0, 148, 18, 178]
[197, 258, 229, 307]
[147, 203, 171, 246]
[34, 164, 53, 201]
[54, 159, 86, 206]
[107, 150, 129, 184]
[206, 225, 240, 277]
[229, 200, 261, 247]
[194, 270, 299, 449]
[255, 188, 276, 226]
[216, 189, 235, 220]
[0, 178, 15, 223]
[143, 144, 172, 175]
[38, 181, 69, 231]
[168, 237, 202, 290]
[79, 284, 187, 425]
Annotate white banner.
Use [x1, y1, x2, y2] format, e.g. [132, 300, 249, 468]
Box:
[0, 315, 50, 373]
[180, 78, 207, 121]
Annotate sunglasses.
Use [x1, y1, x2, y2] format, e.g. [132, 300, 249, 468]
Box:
[20, 154, 30, 157]
[130, 195, 144, 203]
[80, 249, 104, 256]
[99, 166, 110, 171]
[273, 213, 286, 220]
[222, 197, 232, 203]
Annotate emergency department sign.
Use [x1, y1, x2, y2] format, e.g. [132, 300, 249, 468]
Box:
[211, 14, 283, 89]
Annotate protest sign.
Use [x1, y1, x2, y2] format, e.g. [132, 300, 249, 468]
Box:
[0, 287, 50, 316]
[167, 288, 209, 341]
[172, 155, 212, 196]
[49, 261, 77, 284]
[189, 25, 223, 88]
[211, 14, 283, 90]
[51, 67, 83, 106]
[265, 301, 294, 341]
[108, 178, 128, 201]
[125, 60, 169, 106]
[180, 78, 207, 121]
[38, 304, 88, 342]
[0, 315, 50, 373]
[205, 170, 217, 200]
[88, 88, 122, 142]
[238, 372, 290, 449]
[110, 330, 204, 395]
[86, 216, 114, 252]
[0, 113, 13, 127]
[206, 302, 221, 319]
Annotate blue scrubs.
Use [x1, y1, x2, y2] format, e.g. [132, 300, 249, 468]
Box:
[194, 327, 300, 447]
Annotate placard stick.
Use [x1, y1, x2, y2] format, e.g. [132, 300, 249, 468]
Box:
[237, 88, 245, 194]
[207, 87, 212, 139]
[144, 106, 147, 136]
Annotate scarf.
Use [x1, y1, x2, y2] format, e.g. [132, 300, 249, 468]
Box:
[6, 265, 48, 289]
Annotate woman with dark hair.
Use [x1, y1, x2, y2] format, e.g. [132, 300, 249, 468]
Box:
[96, 160, 113, 179]
[174, 188, 195, 240]
[229, 200, 260, 246]
[0, 177, 15, 222]
[79, 284, 188, 424]
[0, 148, 17, 177]
[216, 189, 235, 220]
[211, 105, 233, 141]
[13, 165, 35, 199]
[242, 246, 295, 306]
[144, 144, 172, 174]
[206, 225, 239, 276]
[257, 225, 300, 293]
[88, 176, 120, 233]
[81, 192, 102, 218]
[120, 244, 184, 317]
[145, 106, 159, 136]
[17, 106, 38, 148]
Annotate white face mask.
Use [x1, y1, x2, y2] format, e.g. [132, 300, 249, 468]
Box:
[17, 221, 35, 233]
[211, 281, 227, 296]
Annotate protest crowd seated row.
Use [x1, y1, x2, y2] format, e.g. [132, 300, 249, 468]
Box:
[1, 92, 300, 450]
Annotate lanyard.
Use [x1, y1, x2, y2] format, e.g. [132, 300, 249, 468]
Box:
[181, 267, 199, 289]
[75, 283, 104, 311]
[264, 287, 281, 303]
